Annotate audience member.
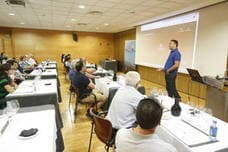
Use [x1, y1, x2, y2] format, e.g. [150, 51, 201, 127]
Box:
[106, 71, 145, 129]
[115, 98, 177, 152]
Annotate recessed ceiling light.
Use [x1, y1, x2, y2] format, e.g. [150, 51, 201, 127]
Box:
[95, 27, 99, 30]
[78, 5, 85, 9]
[20, 22, 25, 25]
[9, 13, 15, 16]
[104, 23, 109, 26]
[71, 18, 76, 21]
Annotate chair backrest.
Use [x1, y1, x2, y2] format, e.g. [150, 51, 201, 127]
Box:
[137, 86, 146, 95]
[90, 108, 113, 145]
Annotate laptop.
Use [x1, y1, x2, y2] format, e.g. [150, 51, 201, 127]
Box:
[187, 68, 205, 84]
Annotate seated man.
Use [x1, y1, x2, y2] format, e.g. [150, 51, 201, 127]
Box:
[0, 63, 17, 109]
[72, 61, 106, 115]
[106, 71, 145, 129]
[115, 98, 177, 152]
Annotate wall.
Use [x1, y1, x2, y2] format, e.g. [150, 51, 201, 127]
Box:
[113, 25, 206, 100]
[0, 27, 13, 57]
[194, 2, 228, 76]
[0, 27, 114, 70]
[114, 29, 136, 71]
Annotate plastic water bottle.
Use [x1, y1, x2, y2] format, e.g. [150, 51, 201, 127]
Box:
[209, 120, 218, 141]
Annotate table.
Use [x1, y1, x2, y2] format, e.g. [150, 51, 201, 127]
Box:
[101, 60, 118, 72]
[95, 76, 125, 110]
[5, 79, 63, 137]
[154, 96, 228, 152]
[41, 61, 57, 65]
[29, 69, 57, 79]
[0, 108, 56, 152]
[93, 68, 111, 77]
[96, 74, 228, 151]
[37, 63, 57, 69]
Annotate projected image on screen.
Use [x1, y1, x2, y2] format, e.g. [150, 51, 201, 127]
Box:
[136, 13, 198, 73]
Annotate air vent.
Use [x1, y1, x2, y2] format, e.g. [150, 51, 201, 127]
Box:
[5, 0, 25, 7]
[77, 23, 87, 26]
[87, 11, 103, 16]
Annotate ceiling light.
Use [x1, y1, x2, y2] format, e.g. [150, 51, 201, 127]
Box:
[71, 18, 76, 21]
[78, 5, 85, 9]
[66, 25, 71, 28]
[104, 23, 109, 26]
[95, 27, 99, 30]
[9, 13, 15, 16]
[20, 22, 25, 25]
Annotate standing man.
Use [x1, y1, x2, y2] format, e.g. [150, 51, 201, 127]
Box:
[159, 39, 181, 100]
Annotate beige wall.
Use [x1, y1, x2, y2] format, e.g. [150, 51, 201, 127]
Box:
[194, 2, 228, 76]
[114, 29, 136, 71]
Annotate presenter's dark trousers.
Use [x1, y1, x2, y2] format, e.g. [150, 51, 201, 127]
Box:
[165, 73, 181, 99]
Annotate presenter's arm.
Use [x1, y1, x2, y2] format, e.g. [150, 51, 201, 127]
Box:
[166, 61, 180, 74]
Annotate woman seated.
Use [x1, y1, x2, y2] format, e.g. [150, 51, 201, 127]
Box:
[0, 63, 17, 109]
[7, 59, 26, 84]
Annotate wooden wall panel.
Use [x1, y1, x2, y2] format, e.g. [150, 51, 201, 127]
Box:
[11, 29, 114, 67]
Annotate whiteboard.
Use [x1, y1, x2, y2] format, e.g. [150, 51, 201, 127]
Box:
[135, 2, 228, 76]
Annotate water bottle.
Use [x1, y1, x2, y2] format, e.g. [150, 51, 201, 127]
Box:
[209, 120, 218, 141]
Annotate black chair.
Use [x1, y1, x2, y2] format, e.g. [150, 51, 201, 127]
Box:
[88, 108, 115, 152]
[68, 83, 98, 123]
[137, 86, 146, 95]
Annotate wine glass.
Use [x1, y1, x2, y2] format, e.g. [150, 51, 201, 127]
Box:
[151, 87, 159, 97]
[5, 100, 20, 120]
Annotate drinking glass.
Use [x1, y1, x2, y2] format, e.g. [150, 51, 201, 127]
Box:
[151, 87, 159, 97]
[5, 100, 20, 120]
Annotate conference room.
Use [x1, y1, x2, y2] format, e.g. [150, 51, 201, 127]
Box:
[0, 0, 228, 152]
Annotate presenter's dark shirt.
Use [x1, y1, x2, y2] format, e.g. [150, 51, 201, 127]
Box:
[164, 48, 181, 76]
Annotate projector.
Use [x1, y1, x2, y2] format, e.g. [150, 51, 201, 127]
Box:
[5, 0, 25, 7]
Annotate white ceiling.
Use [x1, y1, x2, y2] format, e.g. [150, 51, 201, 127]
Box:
[0, 0, 225, 33]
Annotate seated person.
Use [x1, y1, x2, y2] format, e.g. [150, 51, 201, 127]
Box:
[19, 56, 34, 73]
[72, 61, 106, 115]
[69, 58, 100, 81]
[0, 63, 17, 109]
[64, 56, 72, 71]
[7, 60, 26, 84]
[0, 52, 8, 64]
[106, 71, 145, 129]
[28, 54, 38, 66]
[115, 98, 177, 152]
[68, 59, 78, 82]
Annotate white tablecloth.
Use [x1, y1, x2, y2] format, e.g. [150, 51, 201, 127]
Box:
[29, 69, 57, 76]
[7, 79, 58, 97]
[156, 96, 228, 152]
[37, 64, 56, 69]
[0, 109, 56, 152]
[95, 76, 125, 97]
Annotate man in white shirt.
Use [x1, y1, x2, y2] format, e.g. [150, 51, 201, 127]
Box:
[115, 98, 177, 152]
[106, 71, 145, 129]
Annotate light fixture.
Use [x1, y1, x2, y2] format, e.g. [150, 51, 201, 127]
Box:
[9, 13, 15, 16]
[104, 23, 109, 26]
[71, 18, 76, 21]
[95, 27, 99, 30]
[66, 25, 71, 28]
[20, 22, 25, 25]
[78, 5, 85, 9]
